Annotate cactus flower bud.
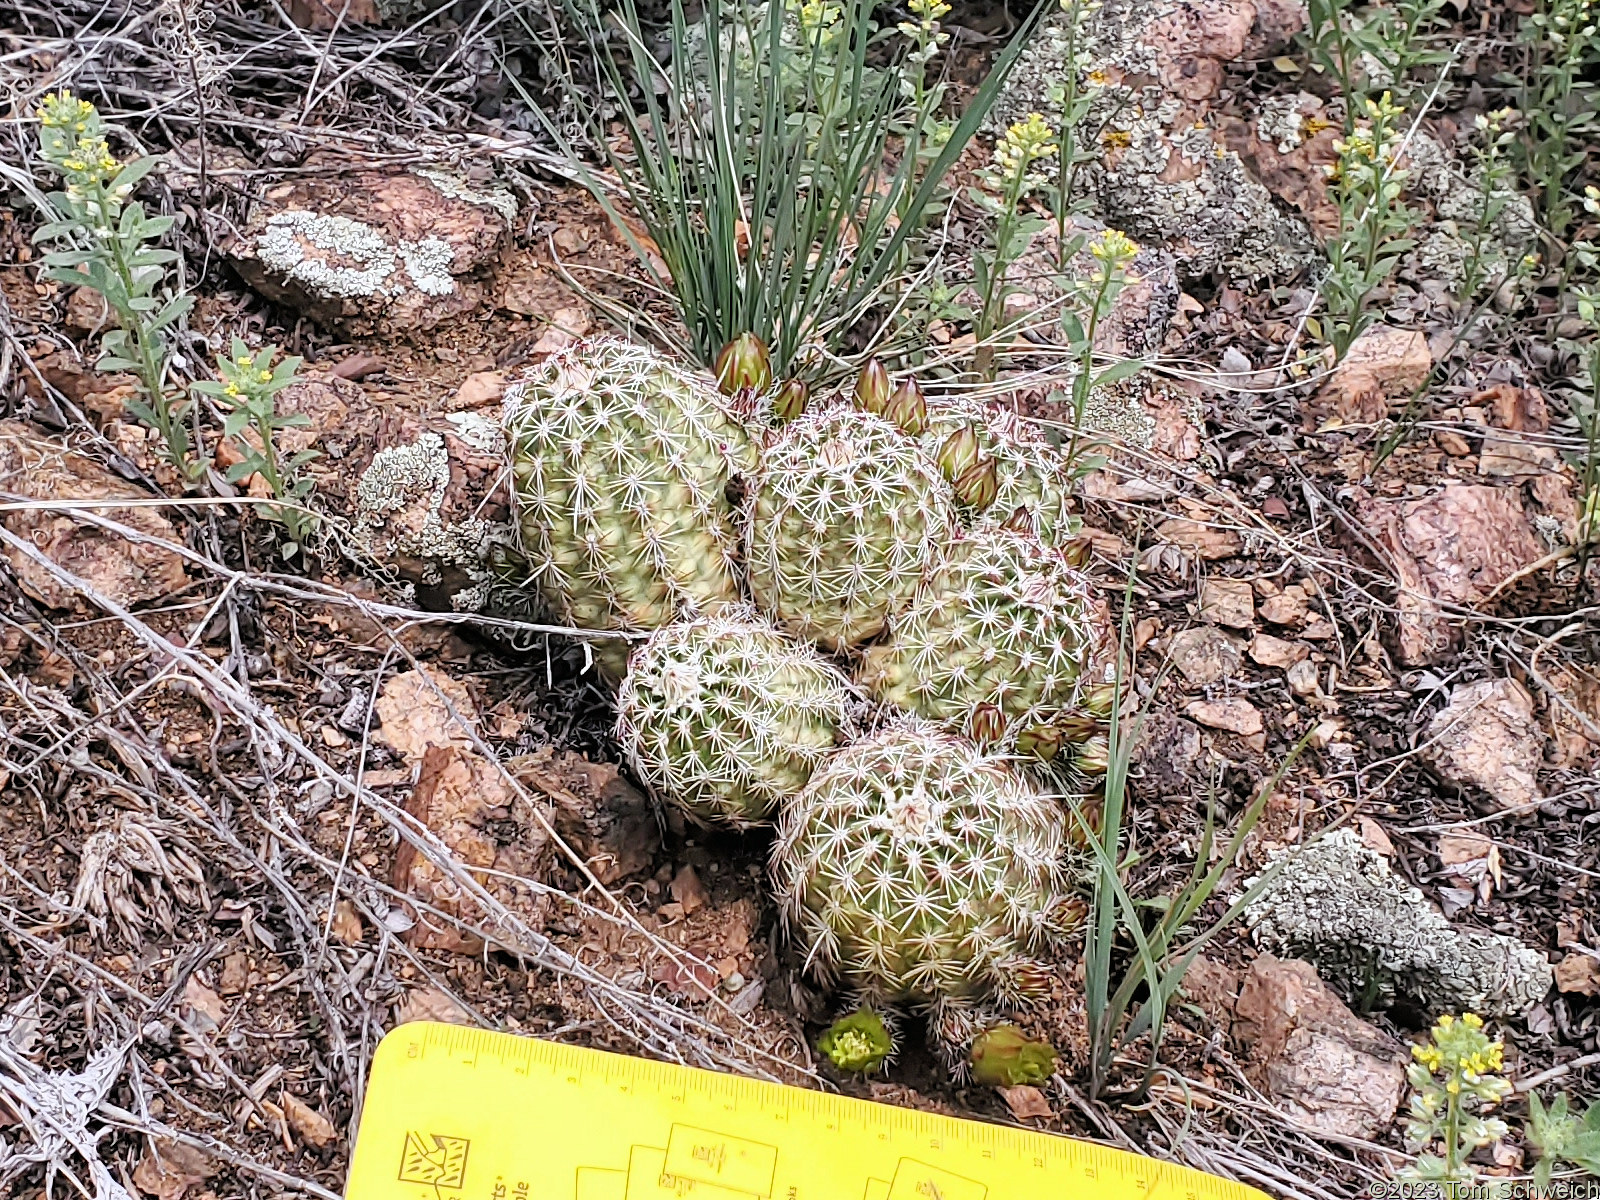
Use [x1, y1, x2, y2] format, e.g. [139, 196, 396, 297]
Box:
[1016, 722, 1064, 761]
[1081, 681, 1118, 718]
[1051, 712, 1102, 742]
[818, 1009, 894, 1075]
[999, 505, 1036, 535]
[1074, 732, 1110, 774]
[853, 358, 891, 415]
[1061, 535, 1093, 568]
[969, 1025, 1059, 1087]
[968, 703, 1008, 745]
[953, 456, 999, 512]
[773, 378, 808, 424]
[714, 333, 772, 396]
[885, 378, 927, 437]
[936, 425, 981, 482]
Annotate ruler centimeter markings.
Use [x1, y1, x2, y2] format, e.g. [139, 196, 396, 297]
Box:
[344, 1022, 1268, 1200]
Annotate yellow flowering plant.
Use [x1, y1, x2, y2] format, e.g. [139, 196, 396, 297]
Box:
[1399, 1013, 1512, 1185]
[1045, 0, 1105, 259]
[1319, 92, 1416, 359]
[970, 112, 1058, 378]
[191, 338, 318, 552]
[1517, 0, 1599, 236]
[32, 91, 196, 476]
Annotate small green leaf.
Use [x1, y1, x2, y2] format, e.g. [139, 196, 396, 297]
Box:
[1091, 358, 1145, 389]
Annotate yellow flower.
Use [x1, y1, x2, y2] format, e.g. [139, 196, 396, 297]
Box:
[990, 113, 1058, 178]
[1086, 69, 1109, 87]
[258, 369, 272, 382]
[1101, 128, 1132, 149]
[1462, 1013, 1483, 1030]
[1090, 228, 1139, 264]
[224, 383, 240, 397]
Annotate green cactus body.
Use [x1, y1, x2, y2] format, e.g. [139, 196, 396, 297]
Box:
[747, 404, 953, 650]
[504, 337, 757, 677]
[772, 723, 1071, 1012]
[857, 527, 1116, 749]
[921, 398, 1075, 542]
[616, 608, 857, 827]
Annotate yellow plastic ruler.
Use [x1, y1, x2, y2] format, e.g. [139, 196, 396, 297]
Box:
[345, 1022, 1267, 1200]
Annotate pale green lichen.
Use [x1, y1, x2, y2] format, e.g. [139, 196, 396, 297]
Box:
[444, 409, 503, 455]
[416, 167, 519, 224]
[1401, 132, 1536, 292]
[1078, 376, 1157, 448]
[1256, 95, 1308, 154]
[993, 0, 1316, 280]
[1240, 828, 1553, 1020]
[255, 210, 457, 301]
[354, 432, 502, 599]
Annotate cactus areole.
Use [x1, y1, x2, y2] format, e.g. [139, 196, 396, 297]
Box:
[503, 337, 757, 678]
[772, 723, 1071, 1012]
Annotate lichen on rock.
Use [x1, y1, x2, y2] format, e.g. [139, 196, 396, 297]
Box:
[994, 0, 1316, 280]
[414, 167, 519, 224]
[256, 210, 458, 300]
[226, 165, 511, 335]
[1240, 828, 1553, 1020]
[354, 431, 500, 590]
[1400, 131, 1537, 292]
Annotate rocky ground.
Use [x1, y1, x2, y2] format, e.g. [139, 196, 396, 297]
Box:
[1, 0, 1597, 1197]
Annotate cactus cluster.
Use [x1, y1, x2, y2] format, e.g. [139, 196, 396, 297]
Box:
[772, 722, 1072, 1013]
[859, 526, 1116, 754]
[503, 339, 1101, 1079]
[616, 607, 857, 828]
[746, 403, 954, 650]
[505, 337, 756, 677]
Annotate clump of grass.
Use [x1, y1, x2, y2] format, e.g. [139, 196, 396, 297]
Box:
[543, 0, 1042, 379]
[1070, 589, 1310, 1100]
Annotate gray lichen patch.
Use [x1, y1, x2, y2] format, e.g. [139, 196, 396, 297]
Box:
[1079, 377, 1158, 448]
[1400, 132, 1536, 292]
[1240, 829, 1553, 1020]
[256, 210, 458, 300]
[1256, 95, 1308, 154]
[354, 432, 500, 600]
[416, 168, 519, 225]
[444, 409, 504, 456]
[993, 0, 1316, 280]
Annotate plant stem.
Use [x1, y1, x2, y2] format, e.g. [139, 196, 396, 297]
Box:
[101, 178, 186, 467]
